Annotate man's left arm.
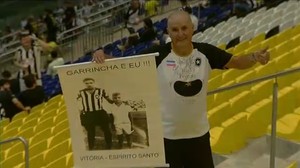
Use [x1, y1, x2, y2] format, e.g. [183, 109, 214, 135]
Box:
[103, 89, 114, 104]
[31, 34, 57, 53]
[225, 47, 270, 69]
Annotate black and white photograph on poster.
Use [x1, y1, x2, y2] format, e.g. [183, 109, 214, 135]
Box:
[56, 53, 168, 168]
[76, 77, 149, 151]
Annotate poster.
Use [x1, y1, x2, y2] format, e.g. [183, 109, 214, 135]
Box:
[56, 53, 168, 168]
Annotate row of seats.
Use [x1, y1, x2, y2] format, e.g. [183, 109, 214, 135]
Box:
[206, 19, 300, 154]
[0, 95, 73, 168]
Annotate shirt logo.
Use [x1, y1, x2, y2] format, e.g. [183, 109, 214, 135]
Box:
[195, 58, 201, 66]
[166, 60, 176, 67]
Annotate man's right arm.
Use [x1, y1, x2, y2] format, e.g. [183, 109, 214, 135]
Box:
[12, 97, 30, 112]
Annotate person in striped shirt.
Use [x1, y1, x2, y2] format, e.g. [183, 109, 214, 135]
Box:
[14, 31, 57, 91]
[77, 77, 114, 150]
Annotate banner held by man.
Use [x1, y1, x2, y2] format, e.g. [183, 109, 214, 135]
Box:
[56, 53, 168, 168]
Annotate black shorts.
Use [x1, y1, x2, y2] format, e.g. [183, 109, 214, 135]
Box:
[164, 132, 214, 168]
[80, 110, 109, 126]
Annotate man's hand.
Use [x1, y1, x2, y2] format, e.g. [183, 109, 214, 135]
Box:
[92, 49, 106, 64]
[25, 106, 31, 112]
[30, 34, 38, 41]
[253, 47, 270, 65]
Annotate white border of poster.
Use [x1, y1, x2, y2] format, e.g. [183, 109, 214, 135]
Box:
[56, 53, 168, 168]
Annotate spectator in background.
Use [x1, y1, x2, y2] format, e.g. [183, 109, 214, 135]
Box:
[44, 9, 58, 42]
[1, 70, 20, 96]
[14, 31, 57, 91]
[63, 0, 77, 30]
[117, 17, 157, 51]
[180, 0, 191, 10]
[125, 0, 142, 34]
[18, 74, 45, 108]
[145, 0, 159, 17]
[46, 50, 65, 77]
[182, 6, 198, 33]
[0, 79, 30, 121]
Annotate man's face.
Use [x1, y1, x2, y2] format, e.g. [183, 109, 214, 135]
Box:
[21, 36, 32, 49]
[84, 80, 95, 90]
[167, 13, 194, 47]
[131, 0, 139, 9]
[3, 82, 10, 91]
[113, 94, 122, 104]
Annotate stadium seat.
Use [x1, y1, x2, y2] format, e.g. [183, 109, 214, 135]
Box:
[49, 128, 71, 148]
[45, 139, 71, 164]
[1, 126, 21, 142]
[12, 111, 28, 121]
[4, 117, 24, 131]
[0, 118, 10, 133]
[54, 110, 68, 124]
[250, 33, 266, 45]
[35, 117, 55, 134]
[291, 34, 300, 49]
[29, 139, 49, 158]
[271, 112, 300, 142]
[245, 98, 272, 138]
[20, 117, 38, 130]
[254, 61, 276, 77]
[251, 80, 273, 103]
[286, 162, 298, 168]
[274, 41, 293, 59]
[259, 34, 277, 49]
[232, 40, 250, 55]
[17, 126, 35, 141]
[53, 119, 69, 133]
[208, 74, 222, 91]
[0, 151, 24, 168]
[277, 87, 297, 117]
[5, 141, 26, 160]
[208, 102, 232, 128]
[210, 112, 248, 154]
[46, 154, 68, 168]
[66, 152, 74, 167]
[29, 152, 46, 168]
[30, 128, 53, 145]
[229, 91, 252, 113]
[47, 94, 63, 104]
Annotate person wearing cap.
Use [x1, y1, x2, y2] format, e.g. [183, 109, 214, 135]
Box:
[14, 30, 57, 91]
[0, 79, 30, 121]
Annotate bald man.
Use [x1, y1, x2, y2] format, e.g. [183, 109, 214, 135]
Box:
[93, 11, 270, 168]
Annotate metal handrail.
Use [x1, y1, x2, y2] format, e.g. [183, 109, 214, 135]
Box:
[208, 67, 300, 95]
[208, 66, 300, 168]
[0, 137, 29, 168]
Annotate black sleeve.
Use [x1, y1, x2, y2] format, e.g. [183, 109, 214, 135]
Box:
[139, 43, 171, 67]
[194, 43, 232, 69]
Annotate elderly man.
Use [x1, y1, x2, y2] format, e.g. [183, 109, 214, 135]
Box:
[93, 11, 270, 168]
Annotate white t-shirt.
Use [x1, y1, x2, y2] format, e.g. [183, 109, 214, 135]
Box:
[190, 14, 199, 32]
[47, 58, 65, 77]
[111, 103, 133, 125]
[141, 42, 232, 139]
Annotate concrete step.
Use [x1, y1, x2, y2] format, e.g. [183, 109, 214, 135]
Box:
[251, 154, 290, 168]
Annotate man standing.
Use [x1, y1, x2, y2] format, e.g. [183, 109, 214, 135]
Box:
[14, 30, 56, 91]
[93, 11, 270, 167]
[77, 78, 113, 150]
